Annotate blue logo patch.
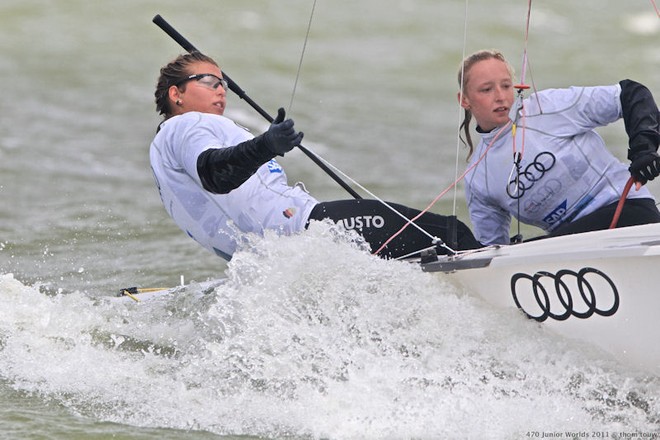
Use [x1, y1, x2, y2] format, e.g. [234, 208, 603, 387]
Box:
[543, 200, 567, 225]
[267, 160, 283, 173]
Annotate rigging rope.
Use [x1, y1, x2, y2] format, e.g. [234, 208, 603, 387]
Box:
[288, 0, 318, 114]
[452, 0, 470, 218]
[651, 0, 660, 17]
[609, 177, 635, 229]
[373, 122, 512, 256]
[377, 0, 540, 254]
[291, 0, 652, 256]
[274, 1, 456, 255]
[517, 0, 533, 86]
[302, 145, 445, 245]
[375, 0, 537, 254]
[278, 1, 443, 251]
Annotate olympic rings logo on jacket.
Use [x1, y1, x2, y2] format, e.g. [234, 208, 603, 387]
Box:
[507, 151, 557, 199]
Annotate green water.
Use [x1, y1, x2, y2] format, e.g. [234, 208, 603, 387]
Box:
[0, 0, 659, 438]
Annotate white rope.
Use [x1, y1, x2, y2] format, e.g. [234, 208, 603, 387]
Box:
[288, 0, 318, 114]
[452, 0, 470, 217]
[285, 2, 473, 256]
[301, 145, 440, 243]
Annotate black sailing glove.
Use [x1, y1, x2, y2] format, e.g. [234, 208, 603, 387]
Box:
[629, 151, 660, 184]
[263, 107, 304, 156]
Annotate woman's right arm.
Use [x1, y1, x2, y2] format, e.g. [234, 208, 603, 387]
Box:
[196, 137, 276, 194]
[196, 108, 304, 194]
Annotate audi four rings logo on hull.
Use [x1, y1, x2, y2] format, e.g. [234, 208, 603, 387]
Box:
[510, 267, 619, 322]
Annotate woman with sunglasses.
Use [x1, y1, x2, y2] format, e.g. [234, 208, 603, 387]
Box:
[151, 52, 480, 260]
[457, 49, 660, 246]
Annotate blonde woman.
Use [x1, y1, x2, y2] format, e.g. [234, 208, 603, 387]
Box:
[458, 49, 660, 245]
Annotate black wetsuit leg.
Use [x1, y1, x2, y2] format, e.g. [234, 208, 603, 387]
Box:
[549, 198, 660, 237]
[307, 199, 481, 259]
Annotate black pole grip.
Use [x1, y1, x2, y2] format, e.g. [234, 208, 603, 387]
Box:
[153, 14, 197, 53]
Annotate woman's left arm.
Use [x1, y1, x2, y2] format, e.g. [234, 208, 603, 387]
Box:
[621, 79, 660, 184]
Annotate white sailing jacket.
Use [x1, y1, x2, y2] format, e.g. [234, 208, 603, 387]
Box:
[150, 112, 319, 259]
[465, 84, 654, 245]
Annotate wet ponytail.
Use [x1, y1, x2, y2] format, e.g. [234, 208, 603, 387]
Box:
[458, 109, 474, 159]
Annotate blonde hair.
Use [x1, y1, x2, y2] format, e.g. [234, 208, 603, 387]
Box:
[457, 50, 514, 159]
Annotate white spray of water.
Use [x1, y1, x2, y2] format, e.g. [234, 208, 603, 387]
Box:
[0, 221, 658, 438]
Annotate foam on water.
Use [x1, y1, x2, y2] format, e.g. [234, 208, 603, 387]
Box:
[0, 222, 659, 438]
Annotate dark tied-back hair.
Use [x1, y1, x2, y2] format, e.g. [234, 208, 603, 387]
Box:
[154, 51, 219, 118]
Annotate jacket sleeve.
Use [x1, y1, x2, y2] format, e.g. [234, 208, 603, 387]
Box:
[620, 79, 660, 161]
[196, 134, 277, 194]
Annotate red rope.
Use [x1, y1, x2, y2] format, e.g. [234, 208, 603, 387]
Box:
[372, 123, 512, 256]
[609, 176, 635, 229]
[651, 0, 660, 18]
[375, 0, 540, 256]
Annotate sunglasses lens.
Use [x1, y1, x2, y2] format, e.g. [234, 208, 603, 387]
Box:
[197, 75, 227, 90]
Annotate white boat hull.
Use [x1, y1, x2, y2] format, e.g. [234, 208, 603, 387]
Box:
[422, 223, 660, 375]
